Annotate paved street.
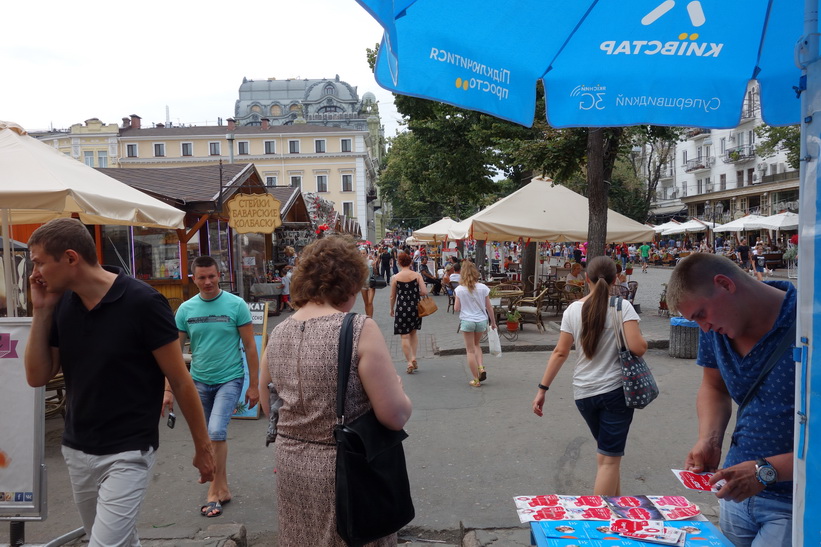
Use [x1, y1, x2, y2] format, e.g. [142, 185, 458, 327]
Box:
[4, 264, 794, 546]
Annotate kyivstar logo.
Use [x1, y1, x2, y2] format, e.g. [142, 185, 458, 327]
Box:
[599, 1, 723, 58]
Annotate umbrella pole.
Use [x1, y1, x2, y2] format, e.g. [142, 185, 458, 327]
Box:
[2, 209, 17, 317]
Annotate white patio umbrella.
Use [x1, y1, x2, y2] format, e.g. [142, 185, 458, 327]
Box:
[712, 214, 768, 233]
[748, 211, 800, 231]
[413, 216, 459, 242]
[660, 219, 713, 236]
[652, 220, 682, 234]
[1, 121, 186, 316]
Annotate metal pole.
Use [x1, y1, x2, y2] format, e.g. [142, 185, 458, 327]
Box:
[9, 521, 24, 546]
[2, 208, 17, 316]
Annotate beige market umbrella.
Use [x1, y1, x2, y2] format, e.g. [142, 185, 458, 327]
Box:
[1, 120, 186, 315]
[451, 178, 654, 243]
[413, 216, 460, 242]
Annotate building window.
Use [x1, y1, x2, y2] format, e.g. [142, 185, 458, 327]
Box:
[341, 138, 352, 152]
[126, 143, 138, 157]
[343, 202, 354, 218]
[720, 174, 726, 191]
[290, 175, 302, 189]
[342, 174, 353, 192]
[324, 83, 336, 96]
[98, 151, 108, 168]
[315, 139, 326, 153]
[270, 105, 282, 116]
[316, 175, 328, 192]
[154, 143, 165, 157]
[84, 151, 94, 167]
[736, 170, 744, 185]
[264, 141, 276, 154]
[289, 140, 300, 154]
[209, 142, 221, 156]
[696, 179, 703, 194]
[681, 150, 687, 165]
[181, 142, 193, 156]
[238, 141, 250, 155]
[720, 137, 726, 154]
[266, 176, 278, 187]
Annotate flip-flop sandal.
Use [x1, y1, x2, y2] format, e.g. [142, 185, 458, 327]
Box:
[412, 360, 418, 370]
[469, 379, 481, 387]
[200, 501, 222, 518]
[479, 367, 487, 382]
[406, 364, 415, 374]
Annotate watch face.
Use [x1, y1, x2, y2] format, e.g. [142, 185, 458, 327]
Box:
[758, 466, 777, 484]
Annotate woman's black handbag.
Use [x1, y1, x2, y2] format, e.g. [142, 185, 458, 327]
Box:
[334, 313, 414, 546]
[369, 274, 387, 289]
[610, 296, 659, 409]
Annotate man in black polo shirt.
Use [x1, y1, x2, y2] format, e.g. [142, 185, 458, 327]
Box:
[25, 218, 215, 546]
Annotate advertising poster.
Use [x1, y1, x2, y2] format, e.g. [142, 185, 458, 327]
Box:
[0, 317, 45, 520]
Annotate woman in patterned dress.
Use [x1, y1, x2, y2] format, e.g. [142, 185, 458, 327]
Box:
[390, 251, 427, 374]
[265, 236, 412, 547]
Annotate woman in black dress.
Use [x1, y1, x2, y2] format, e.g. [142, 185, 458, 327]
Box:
[390, 251, 427, 374]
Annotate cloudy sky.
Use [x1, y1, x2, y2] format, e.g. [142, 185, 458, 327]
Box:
[2, 0, 402, 136]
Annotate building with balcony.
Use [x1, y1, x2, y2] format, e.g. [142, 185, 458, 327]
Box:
[648, 83, 798, 234]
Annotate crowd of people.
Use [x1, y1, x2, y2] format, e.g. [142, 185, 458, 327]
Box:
[23, 218, 798, 547]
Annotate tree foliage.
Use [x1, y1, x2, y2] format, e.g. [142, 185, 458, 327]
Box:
[754, 124, 800, 169]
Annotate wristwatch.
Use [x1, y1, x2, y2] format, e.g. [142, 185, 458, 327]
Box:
[755, 458, 777, 487]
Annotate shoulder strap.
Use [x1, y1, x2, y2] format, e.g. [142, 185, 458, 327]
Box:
[335, 312, 357, 422]
[609, 295, 628, 352]
[737, 322, 796, 411]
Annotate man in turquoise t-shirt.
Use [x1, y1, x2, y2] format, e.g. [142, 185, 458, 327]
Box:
[639, 243, 652, 273]
[176, 256, 260, 518]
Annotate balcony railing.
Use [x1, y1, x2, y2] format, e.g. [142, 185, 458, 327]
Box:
[761, 170, 799, 184]
[684, 156, 715, 173]
[722, 144, 756, 164]
[686, 127, 710, 138]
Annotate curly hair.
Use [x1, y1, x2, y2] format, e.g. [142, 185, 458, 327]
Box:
[580, 256, 616, 359]
[290, 236, 367, 308]
[396, 251, 412, 267]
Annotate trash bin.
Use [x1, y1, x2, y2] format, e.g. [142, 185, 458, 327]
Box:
[669, 317, 699, 359]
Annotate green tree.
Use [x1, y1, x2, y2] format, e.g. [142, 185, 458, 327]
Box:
[754, 124, 800, 169]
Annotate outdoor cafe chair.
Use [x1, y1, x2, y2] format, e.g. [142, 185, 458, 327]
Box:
[512, 287, 550, 332]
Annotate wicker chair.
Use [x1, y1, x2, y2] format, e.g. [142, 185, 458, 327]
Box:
[627, 281, 638, 304]
[512, 287, 550, 332]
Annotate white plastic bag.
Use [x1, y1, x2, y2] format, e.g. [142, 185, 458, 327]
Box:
[488, 327, 502, 357]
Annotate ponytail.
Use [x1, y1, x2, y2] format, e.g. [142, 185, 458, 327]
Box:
[579, 256, 617, 359]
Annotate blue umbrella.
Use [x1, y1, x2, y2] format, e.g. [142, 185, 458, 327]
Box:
[357, 0, 803, 128]
[355, 1, 820, 543]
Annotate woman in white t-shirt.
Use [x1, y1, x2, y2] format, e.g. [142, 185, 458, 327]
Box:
[454, 261, 497, 387]
[532, 256, 647, 496]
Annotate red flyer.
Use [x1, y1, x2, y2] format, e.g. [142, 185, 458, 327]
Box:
[671, 469, 726, 492]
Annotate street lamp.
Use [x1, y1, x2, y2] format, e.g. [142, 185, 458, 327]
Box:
[714, 201, 724, 252]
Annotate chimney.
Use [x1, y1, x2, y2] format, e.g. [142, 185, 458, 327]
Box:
[261, 118, 270, 130]
[227, 118, 236, 131]
[121, 117, 131, 129]
[130, 114, 141, 130]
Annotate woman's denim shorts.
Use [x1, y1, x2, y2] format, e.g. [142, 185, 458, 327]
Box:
[575, 386, 635, 457]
